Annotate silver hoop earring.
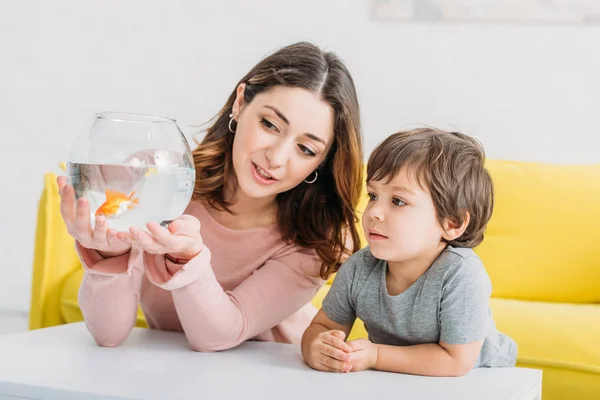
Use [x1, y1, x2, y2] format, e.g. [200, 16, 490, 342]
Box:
[304, 170, 318, 184]
[228, 113, 236, 133]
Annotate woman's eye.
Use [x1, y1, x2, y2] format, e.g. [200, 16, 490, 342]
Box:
[260, 118, 278, 132]
[392, 197, 406, 206]
[298, 144, 316, 157]
[367, 193, 377, 202]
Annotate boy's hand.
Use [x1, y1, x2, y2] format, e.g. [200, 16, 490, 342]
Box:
[348, 339, 379, 372]
[306, 330, 353, 373]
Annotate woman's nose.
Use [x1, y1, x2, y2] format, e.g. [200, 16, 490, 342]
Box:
[265, 138, 292, 169]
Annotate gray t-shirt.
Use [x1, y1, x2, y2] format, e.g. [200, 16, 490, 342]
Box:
[322, 246, 517, 368]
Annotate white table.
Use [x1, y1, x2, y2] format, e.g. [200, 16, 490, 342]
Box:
[0, 323, 542, 400]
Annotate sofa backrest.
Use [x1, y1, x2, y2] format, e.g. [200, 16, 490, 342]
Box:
[474, 160, 600, 303]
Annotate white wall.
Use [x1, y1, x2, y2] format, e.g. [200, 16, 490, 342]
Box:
[1, 0, 599, 313]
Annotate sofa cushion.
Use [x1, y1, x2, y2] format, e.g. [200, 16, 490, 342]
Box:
[491, 297, 600, 400]
[475, 160, 600, 303]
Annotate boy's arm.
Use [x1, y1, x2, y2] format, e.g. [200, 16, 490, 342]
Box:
[302, 251, 361, 372]
[301, 309, 354, 372]
[301, 309, 353, 356]
[373, 340, 484, 376]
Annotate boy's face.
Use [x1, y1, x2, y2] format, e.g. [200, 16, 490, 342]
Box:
[362, 168, 446, 264]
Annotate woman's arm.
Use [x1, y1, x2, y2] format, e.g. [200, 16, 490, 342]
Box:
[144, 247, 324, 351]
[77, 244, 144, 347]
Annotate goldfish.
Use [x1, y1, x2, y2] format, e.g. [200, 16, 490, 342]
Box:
[95, 188, 140, 218]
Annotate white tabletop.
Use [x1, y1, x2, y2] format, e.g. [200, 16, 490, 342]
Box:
[0, 323, 541, 400]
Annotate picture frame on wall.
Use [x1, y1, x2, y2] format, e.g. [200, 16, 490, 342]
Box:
[372, 0, 600, 24]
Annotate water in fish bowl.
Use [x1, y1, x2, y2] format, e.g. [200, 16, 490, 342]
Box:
[68, 161, 195, 232]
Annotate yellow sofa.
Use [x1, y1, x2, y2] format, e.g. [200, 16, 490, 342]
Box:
[30, 160, 600, 400]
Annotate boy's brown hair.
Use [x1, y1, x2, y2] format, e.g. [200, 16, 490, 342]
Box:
[366, 128, 494, 248]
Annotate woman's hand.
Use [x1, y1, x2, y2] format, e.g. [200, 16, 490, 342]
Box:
[57, 176, 131, 257]
[117, 215, 203, 283]
[118, 215, 203, 258]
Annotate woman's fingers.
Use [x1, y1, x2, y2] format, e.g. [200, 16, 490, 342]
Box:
[57, 176, 132, 254]
[74, 197, 92, 239]
[56, 176, 67, 193]
[146, 222, 181, 249]
[106, 228, 122, 247]
[58, 182, 76, 229]
[167, 215, 200, 236]
[106, 229, 129, 251]
[92, 215, 108, 243]
[128, 226, 165, 253]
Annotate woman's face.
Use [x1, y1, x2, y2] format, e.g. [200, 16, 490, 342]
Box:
[231, 84, 335, 200]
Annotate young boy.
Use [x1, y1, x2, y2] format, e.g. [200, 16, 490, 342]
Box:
[301, 128, 517, 376]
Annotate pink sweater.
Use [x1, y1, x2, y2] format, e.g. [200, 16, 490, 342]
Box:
[76, 201, 325, 351]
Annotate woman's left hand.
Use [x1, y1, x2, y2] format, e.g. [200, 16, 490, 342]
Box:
[118, 214, 204, 260]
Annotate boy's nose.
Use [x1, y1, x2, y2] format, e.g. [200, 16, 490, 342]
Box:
[367, 204, 384, 222]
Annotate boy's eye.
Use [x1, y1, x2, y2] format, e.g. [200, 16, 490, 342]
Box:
[260, 118, 279, 132]
[367, 193, 377, 202]
[298, 144, 316, 157]
[392, 197, 406, 206]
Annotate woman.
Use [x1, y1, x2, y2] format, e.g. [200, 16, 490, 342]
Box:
[57, 42, 364, 351]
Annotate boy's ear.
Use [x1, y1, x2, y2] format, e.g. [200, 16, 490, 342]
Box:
[441, 212, 471, 242]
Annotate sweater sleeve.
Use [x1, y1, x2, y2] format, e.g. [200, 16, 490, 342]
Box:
[76, 243, 144, 347]
[144, 246, 324, 351]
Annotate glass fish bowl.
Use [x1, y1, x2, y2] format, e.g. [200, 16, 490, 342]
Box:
[67, 112, 196, 232]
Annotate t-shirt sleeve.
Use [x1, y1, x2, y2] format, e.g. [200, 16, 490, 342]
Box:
[321, 253, 359, 326]
[439, 256, 491, 345]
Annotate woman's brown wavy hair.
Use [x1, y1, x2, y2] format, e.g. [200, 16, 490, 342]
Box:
[192, 42, 363, 279]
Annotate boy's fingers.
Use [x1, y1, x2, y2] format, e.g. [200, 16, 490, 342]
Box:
[318, 342, 350, 362]
[330, 330, 346, 339]
[323, 332, 352, 353]
[315, 361, 338, 372]
[318, 355, 348, 372]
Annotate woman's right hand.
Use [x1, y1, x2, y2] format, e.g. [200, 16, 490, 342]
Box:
[57, 176, 131, 257]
